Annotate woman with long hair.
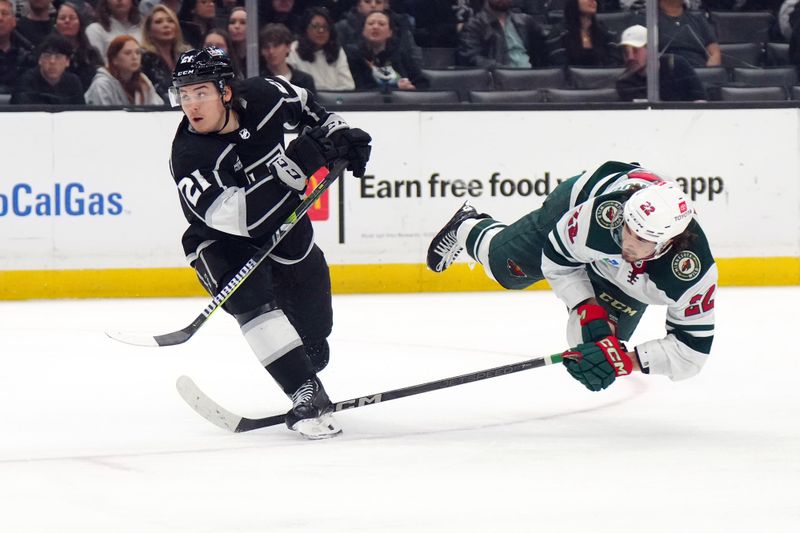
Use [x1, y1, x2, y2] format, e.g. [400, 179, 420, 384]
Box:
[85, 0, 142, 57]
[84, 34, 163, 105]
[53, 2, 104, 91]
[140, 5, 191, 100]
[557, 0, 620, 66]
[177, 0, 216, 48]
[226, 6, 247, 74]
[289, 6, 354, 91]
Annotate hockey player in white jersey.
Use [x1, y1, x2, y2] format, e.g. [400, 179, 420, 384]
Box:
[427, 161, 716, 392]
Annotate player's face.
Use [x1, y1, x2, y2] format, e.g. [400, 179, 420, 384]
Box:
[620, 223, 657, 262]
[178, 82, 228, 133]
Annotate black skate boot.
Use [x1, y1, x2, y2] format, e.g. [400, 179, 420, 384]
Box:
[426, 201, 489, 273]
[285, 377, 342, 439]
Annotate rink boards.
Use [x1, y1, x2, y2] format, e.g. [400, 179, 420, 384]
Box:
[0, 108, 798, 298]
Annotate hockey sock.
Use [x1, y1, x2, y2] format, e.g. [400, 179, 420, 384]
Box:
[239, 308, 315, 393]
[265, 347, 316, 394]
[460, 218, 506, 281]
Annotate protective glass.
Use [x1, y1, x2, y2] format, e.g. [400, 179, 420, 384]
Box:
[168, 85, 220, 108]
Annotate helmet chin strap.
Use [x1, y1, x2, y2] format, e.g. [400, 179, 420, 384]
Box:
[212, 81, 233, 134]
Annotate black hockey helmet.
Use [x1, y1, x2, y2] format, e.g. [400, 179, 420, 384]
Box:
[169, 46, 235, 106]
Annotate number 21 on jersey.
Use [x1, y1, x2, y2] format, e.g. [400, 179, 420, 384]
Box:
[178, 170, 212, 206]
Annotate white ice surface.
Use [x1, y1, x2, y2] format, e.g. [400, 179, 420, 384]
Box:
[0, 287, 798, 532]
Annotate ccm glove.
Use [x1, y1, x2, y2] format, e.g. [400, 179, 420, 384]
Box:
[329, 128, 372, 178]
[577, 303, 616, 343]
[270, 127, 337, 192]
[562, 336, 633, 392]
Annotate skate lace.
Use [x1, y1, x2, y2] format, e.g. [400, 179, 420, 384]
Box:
[291, 380, 316, 406]
[433, 231, 462, 271]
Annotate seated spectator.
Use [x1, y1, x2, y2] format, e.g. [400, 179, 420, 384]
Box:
[409, 0, 481, 48]
[337, 0, 422, 64]
[86, 0, 143, 58]
[458, 0, 548, 68]
[345, 9, 428, 91]
[552, 0, 622, 67]
[259, 23, 316, 92]
[203, 27, 244, 77]
[141, 5, 191, 101]
[53, 3, 103, 91]
[16, 0, 55, 47]
[260, 0, 303, 34]
[226, 6, 246, 73]
[178, 0, 216, 48]
[84, 34, 164, 104]
[288, 6, 355, 91]
[0, 0, 35, 94]
[140, 0, 182, 18]
[11, 34, 85, 104]
[658, 0, 720, 67]
[616, 24, 707, 102]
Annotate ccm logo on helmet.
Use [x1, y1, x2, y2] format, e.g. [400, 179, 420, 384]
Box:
[598, 337, 629, 376]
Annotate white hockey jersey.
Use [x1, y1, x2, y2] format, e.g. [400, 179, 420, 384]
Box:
[541, 162, 717, 381]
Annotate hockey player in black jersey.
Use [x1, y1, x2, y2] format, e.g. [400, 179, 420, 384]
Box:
[168, 47, 372, 439]
[427, 162, 717, 393]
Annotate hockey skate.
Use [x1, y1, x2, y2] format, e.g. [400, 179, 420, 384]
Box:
[426, 201, 489, 273]
[285, 377, 342, 440]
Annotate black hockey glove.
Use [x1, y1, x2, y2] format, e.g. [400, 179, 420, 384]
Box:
[329, 128, 372, 178]
[270, 128, 338, 192]
[562, 336, 633, 392]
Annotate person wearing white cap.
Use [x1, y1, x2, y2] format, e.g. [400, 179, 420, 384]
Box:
[616, 24, 707, 102]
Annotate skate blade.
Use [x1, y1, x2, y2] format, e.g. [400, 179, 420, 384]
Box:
[291, 413, 342, 440]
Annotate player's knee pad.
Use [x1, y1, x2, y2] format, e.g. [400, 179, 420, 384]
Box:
[235, 305, 303, 367]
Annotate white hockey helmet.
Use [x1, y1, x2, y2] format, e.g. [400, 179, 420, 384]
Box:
[617, 181, 694, 256]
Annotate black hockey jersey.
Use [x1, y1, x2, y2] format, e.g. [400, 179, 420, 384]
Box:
[169, 76, 336, 264]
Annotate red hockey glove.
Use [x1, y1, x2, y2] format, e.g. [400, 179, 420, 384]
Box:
[577, 303, 616, 343]
[562, 336, 633, 391]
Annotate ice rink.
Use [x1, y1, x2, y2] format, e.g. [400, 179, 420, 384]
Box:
[1, 287, 798, 532]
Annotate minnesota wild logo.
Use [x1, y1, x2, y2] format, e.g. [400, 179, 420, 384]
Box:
[672, 251, 701, 281]
[595, 200, 622, 230]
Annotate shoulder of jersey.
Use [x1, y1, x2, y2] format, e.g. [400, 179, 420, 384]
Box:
[585, 190, 628, 254]
[648, 220, 716, 295]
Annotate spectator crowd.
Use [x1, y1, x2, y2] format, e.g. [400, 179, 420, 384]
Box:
[0, 0, 798, 105]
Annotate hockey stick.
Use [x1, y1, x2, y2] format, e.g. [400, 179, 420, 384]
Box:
[176, 352, 564, 433]
[106, 159, 348, 347]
